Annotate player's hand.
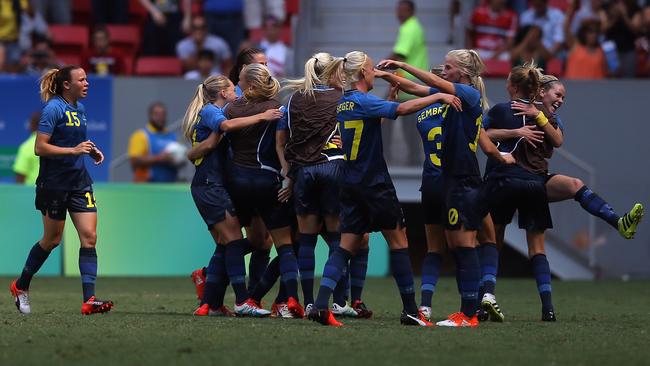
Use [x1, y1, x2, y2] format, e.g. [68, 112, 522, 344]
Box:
[387, 83, 400, 101]
[517, 125, 545, 147]
[330, 135, 342, 149]
[376, 59, 403, 71]
[373, 69, 392, 78]
[511, 100, 539, 118]
[501, 153, 516, 165]
[439, 93, 462, 111]
[90, 146, 104, 165]
[71, 140, 94, 155]
[278, 177, 292, 203]
[261, 108, 283, 121]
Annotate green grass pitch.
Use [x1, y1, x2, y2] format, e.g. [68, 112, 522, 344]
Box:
[1, 277, 649, 366]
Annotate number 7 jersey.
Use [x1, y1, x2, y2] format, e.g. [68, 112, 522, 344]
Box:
[336, 89, 399, 185]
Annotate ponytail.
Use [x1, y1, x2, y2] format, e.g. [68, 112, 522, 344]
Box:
[241, 63, 280, 100]
[39, 65, 81, 102]
[181, 75, 232, 142]
[447, 49, 489, 111]
[283, 52, 334, 97]
[320, 51, 367, 90]
[508, 61, 542, 102]
[321, 56, 346, 89]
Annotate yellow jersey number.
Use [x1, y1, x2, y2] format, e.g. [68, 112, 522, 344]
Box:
[191, 130, 203, 166]
[65, 111, 80, 127]
[468, 115, 482, 153]
[84, 192, 96, 208]
[427, 126, 442, 167]
[341, 120, 364, 161]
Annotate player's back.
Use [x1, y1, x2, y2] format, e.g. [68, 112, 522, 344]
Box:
[416, 96, 445, 179]
[192, 104, 229, 186]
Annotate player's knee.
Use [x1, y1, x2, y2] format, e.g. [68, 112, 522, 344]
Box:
[81, 231, 97, 247]
[40, 238, 61, 251]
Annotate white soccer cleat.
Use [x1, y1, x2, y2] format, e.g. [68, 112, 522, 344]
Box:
[481, 293, 505, 322]
[274, 303, 295, 319]
[418, 306, 432, 321]
[304, 303, 313, 317]
[10, 280, 31, 315]
[332, 302, 358, 317]
[234, 299, 271, 317]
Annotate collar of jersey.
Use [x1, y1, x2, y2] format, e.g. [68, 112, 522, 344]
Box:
[314, 84, 334, 91]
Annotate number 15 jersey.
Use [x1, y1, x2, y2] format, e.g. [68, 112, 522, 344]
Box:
[336, 90, 399, 186]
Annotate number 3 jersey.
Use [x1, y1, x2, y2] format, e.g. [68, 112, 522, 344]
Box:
[336, 89, 398, 186]
[37, 96, 92, 190]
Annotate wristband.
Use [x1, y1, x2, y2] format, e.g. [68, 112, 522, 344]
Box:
[535, 111, 548, 127]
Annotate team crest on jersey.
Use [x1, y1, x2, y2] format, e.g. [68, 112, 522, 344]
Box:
[448, 208, 459, 225]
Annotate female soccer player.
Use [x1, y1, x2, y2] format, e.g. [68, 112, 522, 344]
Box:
[309, 51, 461, 327]
[181, 75, 282, 317]
[378, 49, 515, 328]
[224, 63, 305, 318]
[10, 66, 112, 315]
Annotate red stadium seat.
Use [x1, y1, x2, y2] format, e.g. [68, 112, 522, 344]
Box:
[122, 55, 134, 75]
[286, 0, 300, 15]
[546, 58, 564, 77]
[134, 57, 182, 76]
[128, 0, 148, 25]
[72, 0, 92, 25]
[57, 54, 82, 67]
[482, 59, 511, 77]
[248, 26, 293, 46]
[105, 24, 141, 57]
[49, 25, 89, 55]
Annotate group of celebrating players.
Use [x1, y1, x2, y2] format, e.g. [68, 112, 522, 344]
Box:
[9, 45, 644, 328]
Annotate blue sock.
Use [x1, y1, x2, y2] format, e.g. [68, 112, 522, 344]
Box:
[531, 254, 554, 312]
[575, 185, 620, 229]
[16, 242, 52, 290]
[203, 244, 228, 307]
[277, 244, 299, 299]
[389, 249, 418, 315]
[297, 233, 318, 305]
[248, 249, 270, 292]
[325, 232, 348, 306]
[251, 256, 280, 302]
[478, 243, 498, 297]
[225, 239, 250, 304]
[79, 247, 98, 302]
[420, 251, 442, 308]
[455, 247, 480, 317]
[350, 248, 369, 302]
[315, 246, 351, 310]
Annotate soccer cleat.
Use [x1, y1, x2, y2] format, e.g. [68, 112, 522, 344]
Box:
[476, 308, 489, 322]
[304, 303, 313, 318]
[193, 303, 210, 316]
[542, 309, 557, 322]
[9, 280, 30, 315]
[308, 308, 343, 327]
[418, 306, 431, 321]
[81, 296, 114, 315]
[352, 300, 373, 319]
[436, 312, 479, 327]
[332, 302, 358, 317]
[617, 203, 644, 239]
[286, 296, 305, 318]
[400, 310, 433, 326]
[481, 293, 505, 322]
[190, 268, 206, 301]
[234, 298, 271, 317]
[271, 302, 295, 318]
[193, 304, 236, 317]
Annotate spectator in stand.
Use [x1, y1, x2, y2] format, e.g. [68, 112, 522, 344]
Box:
[258, 16, 291, 77]
[184, 49, 221, 80]
[13, 111, 41, 185]
[127, 102, 180, 183]
[18, 1, 49, 55]
[244, 0, 286, 30]
[92, 0, 129, 24]
[520, 0, 565, 56]
[21, 34, 58, 76]
[601, 0, 642, 77]
[570, 0, 604, 34]
[0, 0, 25, 72]
[82, 25, 124, 76]
[31, 0, 70, 24]
[510, 24, 551, 69]
[176, 15, 232, 75]
[139, 0, 191, 56]
[636, 5, 650, 76]
[203, 0, 245, 57]
[565, 19, 607, 79]
[466, 0, 518, 61]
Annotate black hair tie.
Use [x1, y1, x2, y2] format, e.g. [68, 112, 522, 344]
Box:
[343, 57, 347, 63]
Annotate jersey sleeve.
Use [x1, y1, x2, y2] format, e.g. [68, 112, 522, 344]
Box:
[276, 108, 289, 131]
[453, 83, 481, 109]
[554, 114, 565, 132]
[429, 87, 440, 95]
[205, 108, 227, 133]
[361, 93, 399, 120]
[127, 129, 149, 157]
[38, 103, 62, 135]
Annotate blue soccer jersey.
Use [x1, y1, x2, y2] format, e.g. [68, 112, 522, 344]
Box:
[336, 90, 398, 185]
[483, 101, 524, 176]
[416, 88, 445, 179]
[191, 104, 228, 186]
[36, 96, 93, 190]
[441, 83, 483, 178]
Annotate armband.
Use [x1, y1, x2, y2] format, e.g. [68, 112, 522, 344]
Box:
[535, 111, 548, 127]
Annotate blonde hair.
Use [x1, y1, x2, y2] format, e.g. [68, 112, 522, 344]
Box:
[321, 50, 368, 90]
[241, 63, 280, 100]
[508, 61, 542, 102]
[446, 49, 489, 111]
[181, 75, 232, 141]
[282, 52, 334, 97]
[540, 74, 561, 92]
[39, 66, 82, 102]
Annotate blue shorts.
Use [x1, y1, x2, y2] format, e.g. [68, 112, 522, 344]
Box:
[444, 176, 486, 231]
[484, 175, 553, 231]
[421, 175, 445, 225]
[227, 164, 292, 230]
[339, 180, 405, 234]
[292, 160, 342, 216]
[191, 183, 236, 230]
[35, 186, 97, 221]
